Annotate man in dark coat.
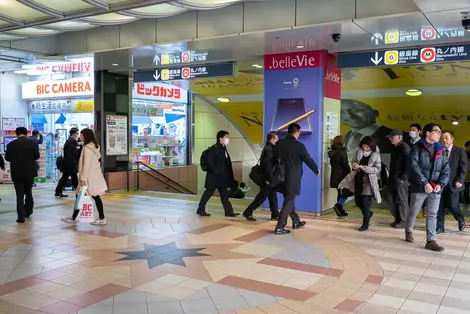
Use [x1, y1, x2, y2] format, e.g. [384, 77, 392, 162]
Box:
[437, 130, 468, 233]
[197, 130, 239, 217]
[405, 123, 450, 252]
[5, 127, 40, 223]
[273, 123, 319, 234]
[384, 129, 411, 228]
[55, 128, 80, 197]
[29, 130, 43, 187]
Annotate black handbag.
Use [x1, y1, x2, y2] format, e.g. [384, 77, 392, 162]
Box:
[270, 158, 285, 187]
[249, 159, 265, 187]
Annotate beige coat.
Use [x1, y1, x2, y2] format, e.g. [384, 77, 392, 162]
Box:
[338, 148, 382, 203]
[78, 143, 107, 196]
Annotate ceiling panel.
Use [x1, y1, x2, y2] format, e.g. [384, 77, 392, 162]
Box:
[7, 27, 60, 36]
[44, 20, 97, 30]
[0, 0, 49, 21]
[124, 3, 187, 17]
[32, 0, 94, 13]
[80, 13, 138, 24]
[413, 0, 470, 13]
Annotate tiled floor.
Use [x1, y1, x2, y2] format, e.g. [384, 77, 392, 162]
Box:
[0, 185, 467, 313]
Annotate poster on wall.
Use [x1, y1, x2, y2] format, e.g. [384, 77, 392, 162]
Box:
[106, 115, 127, 156]
[325, 111, 339, 141]
[3, 118, 25, 131]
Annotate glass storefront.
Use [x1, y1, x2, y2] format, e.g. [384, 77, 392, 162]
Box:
[131, 81, 189, 168]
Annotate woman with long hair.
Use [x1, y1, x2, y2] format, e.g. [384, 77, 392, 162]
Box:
[339, 136, 382, 231]
[62, 128, 108, 225]
[328, 135, 350, 217]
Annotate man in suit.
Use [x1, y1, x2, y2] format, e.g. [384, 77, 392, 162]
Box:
[197, 130, 239, 217]
[5, 127, 40, 223]
[273, 123, 319, 235]
[436, 130, 467, 233]
[55, 128, 80, 197]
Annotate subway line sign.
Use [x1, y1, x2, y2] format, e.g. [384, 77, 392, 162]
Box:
[337, 44, 470, 68]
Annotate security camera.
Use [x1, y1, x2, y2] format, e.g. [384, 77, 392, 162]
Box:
[332, 33, 341, 43]
[462, 12, 470, 30]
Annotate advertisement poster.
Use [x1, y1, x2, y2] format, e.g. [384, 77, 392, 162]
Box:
[325, 111, 339, 141]
[106, 115, 127, 156]
[3, 118, 25, 131]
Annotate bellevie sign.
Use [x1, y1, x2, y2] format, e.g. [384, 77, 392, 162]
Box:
[22, 78, 94, 99]
[264, 51, 322, 71]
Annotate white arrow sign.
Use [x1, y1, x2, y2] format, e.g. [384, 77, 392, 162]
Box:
[153, 55, 160, 65]
[153, 70, 160, 80]
[370, 52, 382, 65]
[371, 33, 383, 45]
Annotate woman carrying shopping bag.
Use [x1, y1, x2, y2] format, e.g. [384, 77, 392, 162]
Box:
[62, 128, 108, 225]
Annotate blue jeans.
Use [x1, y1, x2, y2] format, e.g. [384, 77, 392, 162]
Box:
[337, 189, 348, 206]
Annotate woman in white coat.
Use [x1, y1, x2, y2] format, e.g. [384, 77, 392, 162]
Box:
[62, 128, 108, 225]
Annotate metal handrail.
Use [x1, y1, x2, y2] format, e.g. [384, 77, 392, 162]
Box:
[132, 161, 195, 195]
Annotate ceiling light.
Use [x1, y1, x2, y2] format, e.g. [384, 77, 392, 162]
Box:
[405, 88, 422, 96]
[216, 97, 230, 103]
[112, 63, 119, 67]
[453, 121, 459, 125]
[296, 45, 304, 49]
[252, 64, 263, 68]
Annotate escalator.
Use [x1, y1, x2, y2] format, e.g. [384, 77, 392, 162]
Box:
[132, 162, 195, 195]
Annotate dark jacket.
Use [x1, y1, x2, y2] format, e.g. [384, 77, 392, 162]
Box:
[63, 137, 79, 172]
[273, 135, 319, 196]
[447, 145, 468, 193]
[260, 142, 275, 182]
[5, 137, 40, 180]
[408, 139, 450, 193]
[389, 141, 411, 185]
[204, 142, 234, 190]
[29, 134, 43, 145]
[328, 144, 350, 188]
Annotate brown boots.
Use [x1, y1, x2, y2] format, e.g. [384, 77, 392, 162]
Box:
[405, 231, 444, 252]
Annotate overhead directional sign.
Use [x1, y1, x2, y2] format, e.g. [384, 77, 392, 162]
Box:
[152, 50, 210, 66]
[337, 43, 470, 68]
[134, 63, 235, 83]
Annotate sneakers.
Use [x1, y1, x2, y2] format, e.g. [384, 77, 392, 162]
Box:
[425, 240, 444, 252]
[61, 217, 76, 224]
[91, 218, 107, 225]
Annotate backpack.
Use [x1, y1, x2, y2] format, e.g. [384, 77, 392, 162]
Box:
[56, 156, 65, 172]
[200, 147, 211, 172]
[270, 158, 285, 187]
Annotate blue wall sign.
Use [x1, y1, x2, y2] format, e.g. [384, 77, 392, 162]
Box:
[134, 63, 234, 82]
[337, 44, 470, 68]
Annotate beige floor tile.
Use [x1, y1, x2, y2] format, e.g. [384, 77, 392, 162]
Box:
[158, 286, 196, 300]
[51, 274, 87, 286]
[383, 278, 416, 290]
[367, 294, 405, 309]
[45, 286, 85, 300]
[407, 291, 443, 305]
[135, 280, 172, 294]
[25, 281, 65, 294]
[177, 278, 211, 290]
[156, 274, 190, 285]
[1, 289, 59, 310]
[357, 303, 398, 314]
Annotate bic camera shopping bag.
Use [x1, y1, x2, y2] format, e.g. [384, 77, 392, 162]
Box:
[74, 186, 95, 223]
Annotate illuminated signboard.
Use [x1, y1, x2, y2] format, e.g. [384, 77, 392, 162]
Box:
[22, 78, 94, 99]
[133, 63, 234, 83]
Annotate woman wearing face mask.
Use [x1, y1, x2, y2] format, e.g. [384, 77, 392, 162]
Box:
[243, 131, 280, 221]
[339, 136, 382, 231]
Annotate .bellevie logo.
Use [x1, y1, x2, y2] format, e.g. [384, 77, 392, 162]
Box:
[265, 51, 320, 70]
[325, 71, 340, 83]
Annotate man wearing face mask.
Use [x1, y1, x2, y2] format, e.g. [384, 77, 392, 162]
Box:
[408, 123, 422, 147]
[273, 123, 319, 235]
[55, 128, 80, 198]
[243, 131, 280, 221]
[197, 130, 240, 217]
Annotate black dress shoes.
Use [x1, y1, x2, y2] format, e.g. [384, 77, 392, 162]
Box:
[16, 219, 25, 224]
[459, 220, 466, 232]
[293, 221, 306, 229]
[55, 193, 68, 198]
[271, 215, 279, 221]
[197, 211, 211, 217]
[225, 212, 240, 217]
[274, 228, 291, 235]
[242, 212, 256, 221]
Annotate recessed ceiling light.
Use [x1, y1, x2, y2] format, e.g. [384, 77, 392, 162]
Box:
[405, 88, 422, 96]
[252, 64, 263, 68]
[296, 45, 304, 49]
[453, 121, 459, 125]
[216, 97, 230, 103]
[112, 63, 119, 66]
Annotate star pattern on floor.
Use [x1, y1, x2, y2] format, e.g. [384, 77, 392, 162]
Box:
[116, 242, 210, 268]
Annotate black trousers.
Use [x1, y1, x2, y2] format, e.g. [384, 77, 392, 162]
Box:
[437, 186, 464, 230]
[355, 195, 373, 226]
[13, 179, 34, 221]
[383, 181, 409, 223]
[55, 170, 78, 193]
[245, 184, 279, 217]
[73, 195, 105, 220]
[197, 187, 234, 214]
[465, 183, 470, 204]
[275, 194, 300, 230]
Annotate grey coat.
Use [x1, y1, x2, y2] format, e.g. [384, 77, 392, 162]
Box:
[338, 149, 382, 203]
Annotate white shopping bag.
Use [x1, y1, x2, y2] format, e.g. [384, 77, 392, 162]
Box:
[75, 186, 95, 223]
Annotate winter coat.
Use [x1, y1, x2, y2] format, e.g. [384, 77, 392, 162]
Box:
[328, 144, 350, 189]
[338, 148, 382, 203]
[408, 139, 450, 193]
[204, 142, 235, 190]
[78, 143, 107, 196]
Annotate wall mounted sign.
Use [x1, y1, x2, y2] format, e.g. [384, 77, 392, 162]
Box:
[2, 118, 25, 131]
[106, 115, 128, 156]
[132, 82, 188, 103]
[21, 61, 93, 74]
[337, 44, 470, 68]
[29, 99, 71, 113]
[133, 63, 235, 83]
[22, 78, 94, 99]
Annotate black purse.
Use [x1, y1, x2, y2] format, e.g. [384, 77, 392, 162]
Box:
[249, 158, 265, 187]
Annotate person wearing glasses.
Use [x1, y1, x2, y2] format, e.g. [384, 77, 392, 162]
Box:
[405, 123, 450, 252]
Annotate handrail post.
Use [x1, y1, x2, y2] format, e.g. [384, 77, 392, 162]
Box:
[126, 162, 130, 192]
[137, 162, 140, 190]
